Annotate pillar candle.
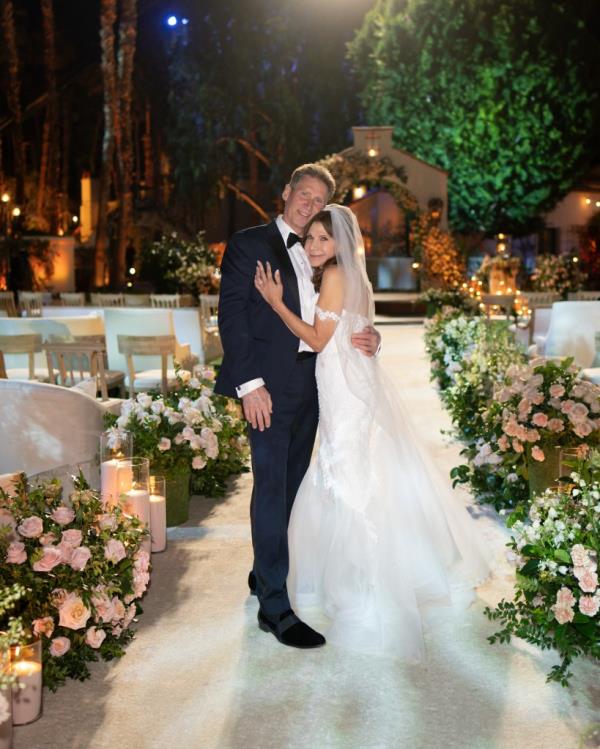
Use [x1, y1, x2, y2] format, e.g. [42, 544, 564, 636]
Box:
[11, 660, 42, 725]
[149, 493, 167, 552]
[124, 488, 151, 553]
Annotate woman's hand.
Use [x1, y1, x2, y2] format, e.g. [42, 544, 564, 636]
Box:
[255, 261, 284, 309]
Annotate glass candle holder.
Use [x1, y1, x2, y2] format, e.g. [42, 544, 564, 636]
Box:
[149, 475, 167, 553]
[10, 639, 42, 726]
[100, 431, 133, 507]
[117, 457, 150, 528]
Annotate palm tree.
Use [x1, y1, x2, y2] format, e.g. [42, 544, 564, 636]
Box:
[94, 0, 118, 287]
[1, 0, 25, 204]
[36, 0, 59, 232]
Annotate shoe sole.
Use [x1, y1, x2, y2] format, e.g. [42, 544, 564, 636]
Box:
[258, 618, 326, 649]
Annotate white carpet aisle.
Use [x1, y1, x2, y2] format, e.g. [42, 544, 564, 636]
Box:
[14, 325, 600, 749]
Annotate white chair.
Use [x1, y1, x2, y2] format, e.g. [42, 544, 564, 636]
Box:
[0, 291, 17, 317]
[104, 308, 195, 392]
[90, 292, 124, 307]
[529, 301, 600, 369]
[0, 334, 46, 380]
[0, 379, 104, 481]
[118, 334, 177, 397]
[567, 291, 600, 301]
[521, 291, 561, 306]
[151, 293, 181, 308]
[18, 291, 44, 316]
[199, 293, 223, 362]
[124, 293, 151, 307]
[60, 292, 86, 306]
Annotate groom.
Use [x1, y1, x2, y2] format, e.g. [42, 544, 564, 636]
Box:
[215, 164, 380, 648]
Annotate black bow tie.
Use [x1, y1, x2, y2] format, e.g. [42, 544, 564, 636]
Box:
[286, 232, 302, 248]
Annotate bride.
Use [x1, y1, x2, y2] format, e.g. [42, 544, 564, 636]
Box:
[254, 204, 489, 659]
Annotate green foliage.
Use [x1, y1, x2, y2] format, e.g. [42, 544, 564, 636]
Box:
[418, 287, 480, 317]
[485, 463, 600, 686]
[139, 231, 218, 295]
[349, 0, 600, 233]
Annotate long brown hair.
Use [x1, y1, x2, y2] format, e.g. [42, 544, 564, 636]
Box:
[303, 209, 337, 292]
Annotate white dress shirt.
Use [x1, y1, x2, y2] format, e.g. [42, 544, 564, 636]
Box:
[236, 217, 317, 398]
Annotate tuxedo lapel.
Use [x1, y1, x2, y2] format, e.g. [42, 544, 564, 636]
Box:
[265, 220, 301, 316]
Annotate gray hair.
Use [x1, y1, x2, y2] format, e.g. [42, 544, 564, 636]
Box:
[289, 164, 336, 201]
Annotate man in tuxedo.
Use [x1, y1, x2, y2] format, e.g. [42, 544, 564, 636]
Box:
[215, 164, 380, 648]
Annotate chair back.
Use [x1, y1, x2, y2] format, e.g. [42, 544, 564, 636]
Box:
[118, 334, 176, 397]
[104, 308, 177, 372]
[124, 294, 151, 307]
[481, 294, 515, 321]
[522, 291, 561, 307]
[151, 293, 180, 308]
[0, 291, 17, 317]
[42, 336, 110, 401]
[567, 291, 600, 301]
[90, 292, 125, 307]
[18, 291, 44, 317]
[60, 292, 86, 306]
[199, 294, 223, 361]
[544, 301, 600, 366]
[0, 334, 43, 379]
[0, 379, 104, 476]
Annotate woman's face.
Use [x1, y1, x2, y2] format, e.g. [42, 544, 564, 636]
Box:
[304, 222, 336, 268]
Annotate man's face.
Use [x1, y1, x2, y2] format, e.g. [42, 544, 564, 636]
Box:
[282, 176, 329, 234]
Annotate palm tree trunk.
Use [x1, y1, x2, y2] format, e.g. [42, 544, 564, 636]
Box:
[94, 0, 118, 287]
[37, 0, 59, 232]
[1, 0, 26, 205]
[115, 0, 137, 286]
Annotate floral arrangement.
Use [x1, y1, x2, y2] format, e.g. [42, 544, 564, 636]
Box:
[529, 254, 586, 298]
[474, 255, 521, 293]
[443, 321, 527, 444]
[452, 358, 600, 510]
[412, 213, 465, 289]
[485, 450, 600, 686]
[141, 230, 219, 295]
[0, 474, 149, 691]
[418, 287, 480, 317]
[106, 368, 249, 497]
[424, 309, 485, 390]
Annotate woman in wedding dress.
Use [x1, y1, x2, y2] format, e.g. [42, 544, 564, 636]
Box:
[254, 204, 489, 660]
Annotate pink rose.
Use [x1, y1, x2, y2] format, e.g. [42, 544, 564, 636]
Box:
[85, 626, 107, 649]
[531, 412, 548, 428]
[552, 603, 575, 625]
[576, 568, 598, 593]
[200, 427, 219, 459]
[133, 569, 150, 598]
[556, 587, 576, 606]
[49, 636, 71, 657]
[51, 506, 75, 526]
[123, 603, 136, 629]
[104, 539, 127, 564]
[96, 513, 117, 532]
[57, 541, 73, 564]
[531, 446, 545, 462]
[39, 532, 57, 546]
[91, 590, 115, 623]
[579, 595, 600, 617]
[32, 545, 63, 572]
[498, 434, 510, 451]
[518, 398, 531, 416]
[512, 439, 524, 454]
[58, 593, 91, 630]
[504, 420, 519, 437]
[17, 515, 44, 538]
[32, 616, 55, 638]
[134, 549, 150, 572]
[6, 541, 26, 564]
[570, 403, 589, 422]
[111, 596, 126, 623]
[547, 418, 564, 433]
[158, 437, 171, 452]
[571, 544, 591, 568]
[561, 400, 575, 414]
[69, 546, 92, 572]
[550, 384, 565, 398]
[574, 421, 593, 438]
[61, 529, 83, 547]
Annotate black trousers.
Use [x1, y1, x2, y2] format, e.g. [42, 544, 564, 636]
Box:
[247, 355, 319, 617]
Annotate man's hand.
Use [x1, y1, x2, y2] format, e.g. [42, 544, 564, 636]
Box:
[241, 386, 273, 431]
[351, 325, 381, 357]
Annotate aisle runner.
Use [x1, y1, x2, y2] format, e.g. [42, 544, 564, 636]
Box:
[13, 325, 599, 749]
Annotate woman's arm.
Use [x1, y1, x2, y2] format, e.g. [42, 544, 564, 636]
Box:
[255, 262, 344, 353]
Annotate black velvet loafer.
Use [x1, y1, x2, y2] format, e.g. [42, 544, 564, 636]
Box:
[248, 570, 257, 596]
[258, 609, 326, 649]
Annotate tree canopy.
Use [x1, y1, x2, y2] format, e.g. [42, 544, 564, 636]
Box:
[349, 0, 600, 234]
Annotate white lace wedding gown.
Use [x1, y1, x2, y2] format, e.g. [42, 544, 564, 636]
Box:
[288, 307, 489, 660]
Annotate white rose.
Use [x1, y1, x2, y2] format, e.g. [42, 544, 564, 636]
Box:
[136, 393, 153, 409]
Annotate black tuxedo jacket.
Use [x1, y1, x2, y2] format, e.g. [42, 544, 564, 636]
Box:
[214, 220, 305, 399]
